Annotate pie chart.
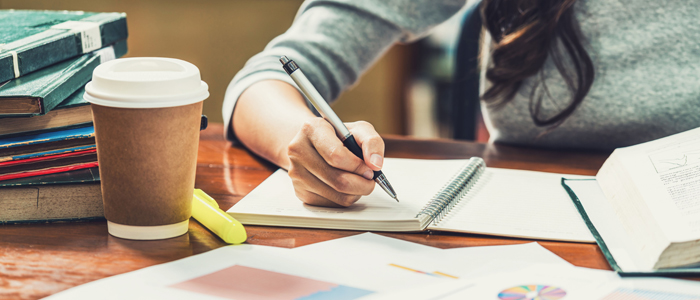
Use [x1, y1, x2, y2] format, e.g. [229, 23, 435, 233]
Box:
[498, 285, 567, 300]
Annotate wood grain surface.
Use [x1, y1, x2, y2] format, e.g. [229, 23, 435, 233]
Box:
[0, 123, 686, 300]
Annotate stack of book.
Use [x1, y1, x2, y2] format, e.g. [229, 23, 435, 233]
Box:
[0, 10, 128, 223]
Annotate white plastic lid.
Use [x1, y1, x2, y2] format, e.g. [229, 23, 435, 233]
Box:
[84, 57, 209, 108]
[107, 220, 189, 240]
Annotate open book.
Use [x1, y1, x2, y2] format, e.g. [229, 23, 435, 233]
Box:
[227, 158, 594, 243]
[563, 127, 700, 275]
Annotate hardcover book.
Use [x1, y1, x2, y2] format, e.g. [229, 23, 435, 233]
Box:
[0, 87, 92, 138]
[0, 126, 95, 158]
[0, 144, 95, 163]
[0, 167, 102, 224]
[0, 10, 128, 83]
[0, 40, 127, 117]
[562, 127, 700, 275]
[0, 148, 97, 181]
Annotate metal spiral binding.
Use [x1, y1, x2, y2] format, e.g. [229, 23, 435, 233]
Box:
[416, 157, 486, 226]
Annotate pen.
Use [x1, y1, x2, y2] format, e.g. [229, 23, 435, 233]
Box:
[192, 189, 247, 244]
[280, 55, 399, 202]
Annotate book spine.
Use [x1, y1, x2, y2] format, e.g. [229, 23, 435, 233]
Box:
[0, 161, 98, 181]
[0, 149, 96, 167]
[0, 144, 95, 162]
[0, 126, 94, 150]
[0, 54, 13, 82]
[415, 157, 486, 226]
[560, 178, 623, 272]
[0, 123, 93, 140]
[0, 14, 127, 82]
[0, 216, 105, 226]
[0, 166, 99, 187]
[99, 17, 129, 52]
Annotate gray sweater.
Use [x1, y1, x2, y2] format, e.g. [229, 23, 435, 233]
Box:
[223, 0, 700, 150]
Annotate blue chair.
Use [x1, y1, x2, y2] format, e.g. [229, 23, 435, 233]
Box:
[450, 2, 483, 141]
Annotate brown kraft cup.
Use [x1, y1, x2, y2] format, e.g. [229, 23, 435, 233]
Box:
[84, 57, 209, 240]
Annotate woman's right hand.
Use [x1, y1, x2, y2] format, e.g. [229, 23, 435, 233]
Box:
[233, 80, 385, 207]
[287, 118, 385, 207]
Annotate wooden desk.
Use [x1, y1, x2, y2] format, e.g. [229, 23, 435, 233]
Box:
[0, 124, 617, 299]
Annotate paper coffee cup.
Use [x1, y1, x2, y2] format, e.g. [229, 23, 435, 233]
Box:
[84, 57, 209, 240]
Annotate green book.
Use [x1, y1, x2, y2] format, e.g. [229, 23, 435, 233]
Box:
[0, 10, 128, 82]
[561, 127, 700, 276]
[0, 39, 127, 117]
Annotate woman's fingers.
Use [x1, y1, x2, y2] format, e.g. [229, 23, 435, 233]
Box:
[288, 162, 364, 207]
[346, 121, 385, 171]
[286, 118, 376, 207]
[304, 119, 374, 180]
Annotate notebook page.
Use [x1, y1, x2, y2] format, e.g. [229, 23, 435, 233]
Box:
[227, 158, 469, 225]
[431, 168, 595, 242]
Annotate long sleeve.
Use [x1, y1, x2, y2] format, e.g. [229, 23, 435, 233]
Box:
[223, 0, 467, 142]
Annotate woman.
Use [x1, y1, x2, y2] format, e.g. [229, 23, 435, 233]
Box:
[223, 0, 700, 207]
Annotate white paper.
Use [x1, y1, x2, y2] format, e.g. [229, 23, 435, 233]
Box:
[44, 232, 700, 300]
[433, 168, 595, 242]
[617, 277, 700, 298]
[44, 233, 570, 299]
[364, 263, 700, 300]
[293, 233, 572, 278]
[94, 45, 116, 63]
[364, 264, 620, 300]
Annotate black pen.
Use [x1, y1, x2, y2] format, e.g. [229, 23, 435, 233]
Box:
[280, 56, 399, 202]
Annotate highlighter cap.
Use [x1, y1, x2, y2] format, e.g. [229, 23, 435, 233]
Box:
[84, 57, 209, 108]
[192, 189, 247, 244]
[221, 219, 247, 244]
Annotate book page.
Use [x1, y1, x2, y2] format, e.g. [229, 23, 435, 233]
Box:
[432, 168, 594, 242]
[565, 179, 657, 272]
[614, 128, 700, 241]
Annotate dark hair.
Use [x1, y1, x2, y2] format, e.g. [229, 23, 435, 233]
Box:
[480, 0, 594, 127]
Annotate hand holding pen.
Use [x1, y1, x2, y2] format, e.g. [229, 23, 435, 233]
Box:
[281, 56, 399, 206]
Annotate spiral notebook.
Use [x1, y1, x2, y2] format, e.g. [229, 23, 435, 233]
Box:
[227, 158, 595, 243]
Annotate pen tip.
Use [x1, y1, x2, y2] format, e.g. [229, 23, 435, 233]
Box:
[280, 56, 290, 64]
[394, 196, 399, 202]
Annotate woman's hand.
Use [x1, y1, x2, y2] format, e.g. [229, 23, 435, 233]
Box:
[233, 80, 384, 207]
[287, 119, 385, 207]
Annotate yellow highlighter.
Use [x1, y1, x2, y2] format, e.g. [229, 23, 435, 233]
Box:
[192, 189, 247, 244]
